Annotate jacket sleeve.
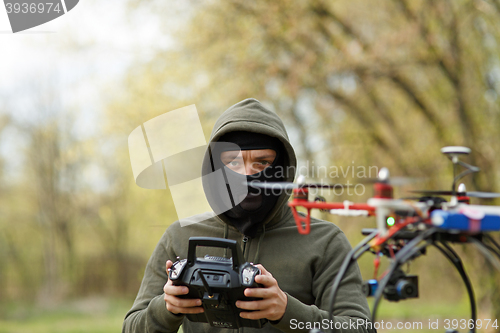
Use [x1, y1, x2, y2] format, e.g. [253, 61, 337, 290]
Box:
[122, 228, 185, 333]
[271, 230, 376, 333]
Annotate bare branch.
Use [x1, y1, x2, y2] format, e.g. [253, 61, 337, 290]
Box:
[309, 0, 370, 50]
[387, 72, 449, 144]
[326, 89, 411, 174]
[395, 0, 458, 84]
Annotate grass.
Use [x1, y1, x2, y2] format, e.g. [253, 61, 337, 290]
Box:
[373, 296, 470, 318]
[0, 298, 130, 333]
[370, 297, 498, 333]
[0, 296, 494, 333]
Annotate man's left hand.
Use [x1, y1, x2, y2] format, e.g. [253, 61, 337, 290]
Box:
[235, 264, 288, 321]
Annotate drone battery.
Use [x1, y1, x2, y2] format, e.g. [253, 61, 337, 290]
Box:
[362, 279, 378, 297]
[431, 210, 500, 232]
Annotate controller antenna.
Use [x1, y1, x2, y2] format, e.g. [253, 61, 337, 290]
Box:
[198, 271, 214, 297]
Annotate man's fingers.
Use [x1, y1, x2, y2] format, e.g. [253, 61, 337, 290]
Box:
[254, 274, 275, 287]
[165, 294, 202, 308]
[235, 299, 270, 310]
[165, 302, 205, 315]
[237, 300, 285, 321]
[255, 264, 271, 277]
[239, 309, 268, 320]
[164, 284, 190, 296]
[243, 286, 275, 298]
[166, 260, 173, 274]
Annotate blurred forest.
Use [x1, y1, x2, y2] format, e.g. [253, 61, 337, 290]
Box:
[2, 0, 500, 328]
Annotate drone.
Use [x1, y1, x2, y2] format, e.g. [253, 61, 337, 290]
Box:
[249, 146, 500, 333]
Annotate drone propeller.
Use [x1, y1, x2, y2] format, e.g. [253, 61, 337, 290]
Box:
[410, 189, 500, 199]
[246, 181, 353, 191]
[465, 191, 500, 199]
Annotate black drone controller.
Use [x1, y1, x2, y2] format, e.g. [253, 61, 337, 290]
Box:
[168, 237, 267, 329]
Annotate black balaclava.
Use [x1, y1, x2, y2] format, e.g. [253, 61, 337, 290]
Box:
[203, 131, 285, 237]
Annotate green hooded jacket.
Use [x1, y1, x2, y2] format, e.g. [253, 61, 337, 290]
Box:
[122, 99, 374, 333]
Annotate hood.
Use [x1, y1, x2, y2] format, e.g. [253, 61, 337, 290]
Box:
[202, 98, 297, 231]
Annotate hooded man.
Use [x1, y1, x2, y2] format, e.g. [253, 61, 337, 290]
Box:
[123, 99, 373, 333]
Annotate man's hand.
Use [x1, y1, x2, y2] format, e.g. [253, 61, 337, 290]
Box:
[163, 260, 204, 315]
[235, 264, 288, 321]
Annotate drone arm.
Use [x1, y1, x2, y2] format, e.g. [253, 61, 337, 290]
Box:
[458, 204, 500, 216]
[290, 206, 311, 235]
[288, 201, 376, 235]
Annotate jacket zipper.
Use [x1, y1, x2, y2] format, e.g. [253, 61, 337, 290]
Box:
[242, 235, 249, 260]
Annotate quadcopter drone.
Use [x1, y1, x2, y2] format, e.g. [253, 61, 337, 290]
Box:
[249, 146, 500, 333]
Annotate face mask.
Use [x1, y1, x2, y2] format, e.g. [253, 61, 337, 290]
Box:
[202, 131, 285, 237]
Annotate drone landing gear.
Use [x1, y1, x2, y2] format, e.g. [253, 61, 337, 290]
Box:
[326, 230, 378, 333]
[371, 228, 478, 333]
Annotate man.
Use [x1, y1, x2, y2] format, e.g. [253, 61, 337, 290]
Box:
[123, 98, 373, 333]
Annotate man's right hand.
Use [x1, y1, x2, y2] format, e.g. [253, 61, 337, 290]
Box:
[164, 260, 205, 315]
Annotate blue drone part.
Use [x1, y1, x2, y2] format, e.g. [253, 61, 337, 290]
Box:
[366, 279, 378, 296]
[431, 210, 500, 231]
